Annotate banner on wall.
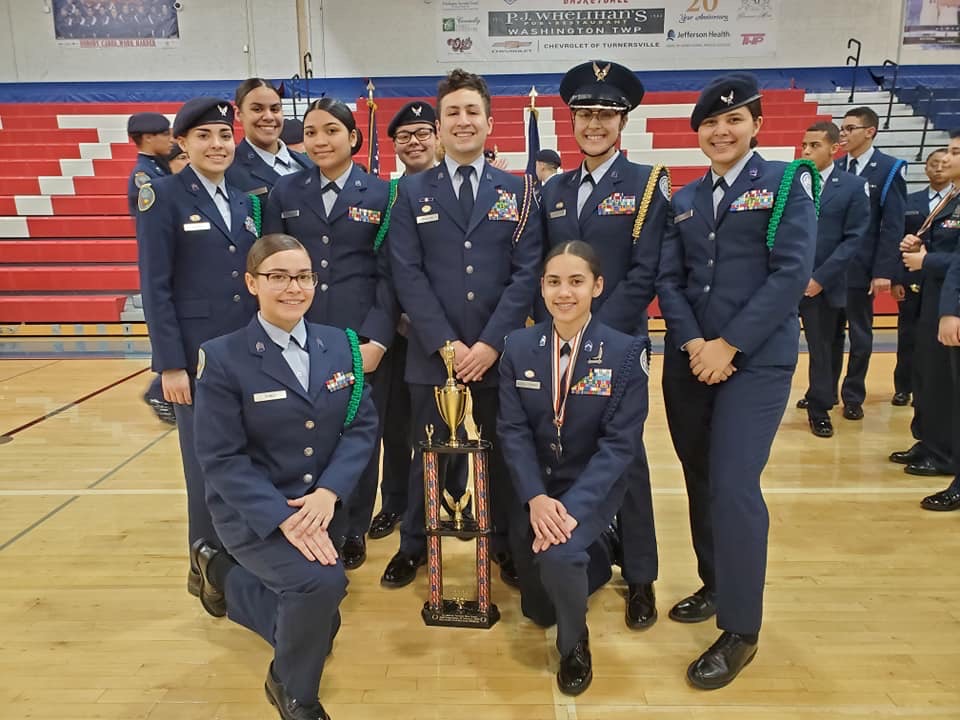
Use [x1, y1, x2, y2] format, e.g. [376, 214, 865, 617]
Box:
[903, 0, 960, 48]
[53, 0, 179, 48]
[437, 0, 778, 62]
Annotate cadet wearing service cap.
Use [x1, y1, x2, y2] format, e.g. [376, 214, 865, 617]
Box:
[657, 73, 817, 689]
[538, 59, 667, 633]
[126, 111, 177, 425]
[137, 96, 260, 597]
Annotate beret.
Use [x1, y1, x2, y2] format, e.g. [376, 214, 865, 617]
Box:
[127, 112, 170, 135]
[536, 149, 561, 166]
[387, 101, 437, 138]
[173, 97, 235, 137]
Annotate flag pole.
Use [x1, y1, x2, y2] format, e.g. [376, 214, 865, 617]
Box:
[366, 79, 376, 173]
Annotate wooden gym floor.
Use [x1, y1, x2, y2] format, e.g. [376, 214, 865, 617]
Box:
[0, 351, 958, 719]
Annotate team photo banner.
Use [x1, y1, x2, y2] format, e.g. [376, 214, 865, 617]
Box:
[437, 0, 779, 62]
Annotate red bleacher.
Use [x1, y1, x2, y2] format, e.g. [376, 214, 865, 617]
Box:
[0, 91, 898, 324]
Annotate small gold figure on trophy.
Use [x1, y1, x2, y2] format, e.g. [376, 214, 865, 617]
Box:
[435, 341, 468, 447]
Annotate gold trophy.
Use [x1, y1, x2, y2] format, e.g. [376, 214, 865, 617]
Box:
[420, 341, 499, 629]
[434, 341, 468, 448]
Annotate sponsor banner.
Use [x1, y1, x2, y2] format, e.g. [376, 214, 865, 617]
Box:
[438, 0, 778, 61]
[902, 0, 960, 48]
[53, 0, 179, 47]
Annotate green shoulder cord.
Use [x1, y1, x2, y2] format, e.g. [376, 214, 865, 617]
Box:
[374, 178, 400, 253]
[344, 328, 364, 427]
[248, 194, 262, 237]
[765, 158, 820, 251]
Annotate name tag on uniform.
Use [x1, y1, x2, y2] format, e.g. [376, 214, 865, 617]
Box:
[549, 209, 567, 219]
[281, 209, 300, 219]
[515, 379, 541, 390]
[250, 186, 269, 197]
[417, 213, 439, 224]
[674, 209, 694, 224]
[253, 390, 287, 402]
[183, 221, 211, 231]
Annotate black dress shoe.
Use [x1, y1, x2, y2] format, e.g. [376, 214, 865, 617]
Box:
[380, 551, 426, 588]
[265, 662, 330, 720]
[668, 586, 716, 623]
[190, 539, 226, 617]
[687, 631, 758, 690]
[625, 583, 657, 629]
[187, 567, 201, 597]
[920, 487, 960, 511]
[808, 416, 834, 438]
[499, 556, 520, 589]
[891, 392, 910, 407]
[795, 397, 808, 409]
[341, 535, 366, 570]
[890, 444, 926, 465]
[842, 404, 864, 420]
[904, 457, 953, 477]
[368, 510, 401, 539]
[557, 631, 592, 696]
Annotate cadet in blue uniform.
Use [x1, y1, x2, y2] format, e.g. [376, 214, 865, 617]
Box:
[797, 121, 870, 437]
[127, 111, 177, 425]
[890, 149, 952, 466]
[657, 74, 817, 689]
[928, 129, 960, 512]
[385, 69, 543, 588]
[226, 78, 312, 199]
[900, 129, 960, 507]
[499, 241, 648, 695]
[136, 97, 260, 595]
[263, 97, 396, 571]
[368, 101, 442, 541]
[192, 234, 378, 720]
[539, 59, 666, 630]
[831, 107, 907, 420]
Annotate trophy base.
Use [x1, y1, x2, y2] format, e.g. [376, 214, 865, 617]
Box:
[421, 599, 501, 629]
[429, 519, 489, 538]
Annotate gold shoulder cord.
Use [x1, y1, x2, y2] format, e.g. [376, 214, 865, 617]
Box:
[632, 164, 670, 243]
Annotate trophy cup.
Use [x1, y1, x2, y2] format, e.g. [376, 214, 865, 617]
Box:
[420, 341, 500, 629]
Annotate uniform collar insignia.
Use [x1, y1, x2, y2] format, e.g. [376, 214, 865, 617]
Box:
[255, 341, 265, 353]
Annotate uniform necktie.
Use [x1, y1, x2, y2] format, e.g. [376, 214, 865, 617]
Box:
[712, 177, 727, 218]
[577, 173, 595, 217]
[457, 165, 475, 222]
[931, 191, 942, 213]
[558, 342, 572, 398]
[214, 186, 232, 231]
[321, 181, 340, 217]
[848, 158, 859, 175]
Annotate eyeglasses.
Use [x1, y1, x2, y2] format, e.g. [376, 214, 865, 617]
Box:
[256, 271, 319, 291]
[573, 109, 622, 123]
[839, 124, 867, 134]
[394, 127, 435, 144]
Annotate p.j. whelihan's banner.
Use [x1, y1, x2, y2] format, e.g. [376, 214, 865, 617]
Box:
[437, 0, 778, 62]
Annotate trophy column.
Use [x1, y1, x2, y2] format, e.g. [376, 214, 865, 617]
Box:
[421, 439, 500, 629]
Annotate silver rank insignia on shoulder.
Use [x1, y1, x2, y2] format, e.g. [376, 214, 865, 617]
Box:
[137, 184, 155, 212]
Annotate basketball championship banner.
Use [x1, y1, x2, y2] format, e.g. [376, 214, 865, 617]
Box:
[437, 0, 778, 62]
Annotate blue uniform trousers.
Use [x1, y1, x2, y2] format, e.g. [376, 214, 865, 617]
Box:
[662, 344, 793, 635]
[508, 501, 612, 656]
[895, 288, 922, 395]
[833, 288, 874, 406]
[223, 531, 347, 704]
[617, 445, 658, 585]
[400, 384, 512, 557]
[379, 336, 412, 516]
[344, 366, 390, 537]
[800, 295, 844, 417]
[173, 401, 219, 550]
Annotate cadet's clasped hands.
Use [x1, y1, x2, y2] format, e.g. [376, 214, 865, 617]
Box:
[687, 337, 738, 385]
[280, 487, 340, 565]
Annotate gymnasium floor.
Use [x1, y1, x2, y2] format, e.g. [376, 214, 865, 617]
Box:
[0, 350, 958, 719]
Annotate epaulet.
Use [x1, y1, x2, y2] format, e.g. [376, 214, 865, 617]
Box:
[765, 159, 820, 251]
